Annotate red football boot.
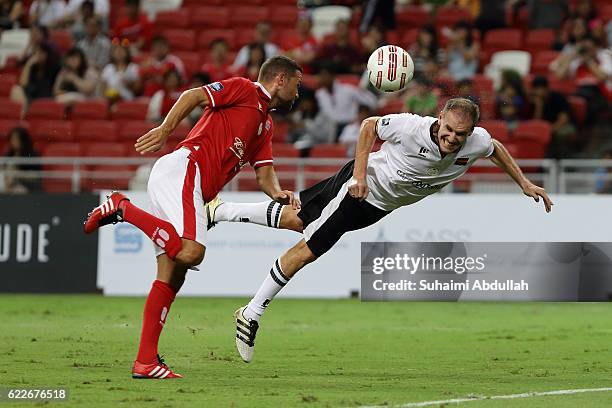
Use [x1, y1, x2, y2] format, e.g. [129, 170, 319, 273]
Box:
[132, 354, 183, 379]
[84, 191, 129, 234]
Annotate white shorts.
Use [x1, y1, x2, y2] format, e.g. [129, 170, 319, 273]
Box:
[147, 148, 207, 264]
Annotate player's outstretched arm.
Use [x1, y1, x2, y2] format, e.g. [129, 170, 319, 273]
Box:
[489, 138, 554, 213]
[349, 115, 380, 201]
[135, 87, 209, 154]
[255, 165, 300, 209]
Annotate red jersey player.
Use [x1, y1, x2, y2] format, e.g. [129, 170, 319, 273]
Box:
[83, 56, 303, 379]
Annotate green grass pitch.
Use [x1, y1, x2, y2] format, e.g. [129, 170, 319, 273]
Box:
[2, 295, 612, 407]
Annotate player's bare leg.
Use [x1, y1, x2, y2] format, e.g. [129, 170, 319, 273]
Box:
[235, 239, 315, 362]
[206, 197, 303, 232]
[131, 240, 203, 379]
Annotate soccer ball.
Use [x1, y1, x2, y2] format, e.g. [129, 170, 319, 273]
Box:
[367, 45, 414, 93]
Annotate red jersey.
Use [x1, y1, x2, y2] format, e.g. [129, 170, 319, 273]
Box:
[177, 77, 274, 201]
[112, 14, 153, 47]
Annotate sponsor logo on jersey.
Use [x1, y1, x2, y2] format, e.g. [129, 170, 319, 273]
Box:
[265, 119, 271, 131]
[381, 118, 390, 126]
[229, 137, 247, 170]
[426, 167, 439, 176]
[418, 147, 430, 157]
[210, 82, 224, 92]
[455, 157, 469, 165]
[396, 169, 444, 191]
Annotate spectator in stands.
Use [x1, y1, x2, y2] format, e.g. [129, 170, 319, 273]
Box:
[456, 78, 479, 104]
[62, 0, 109, 29]
[19, 24, 56, 63]
[473, 0, 507, 35]
[339, 105, 373, 157]
[139, 35, 185, 96]
[112, 0, 152, 53]
[288, 90, 335, 151]
[550, 35, 612, 122]
[571, 0, 598, 25]
[29, 0, 66, 28]
[529, 75, 576, 158]
[410, 25, 445, 77]
[0, 0, 23, 30]
[70, 0, 94, 41]
[360, 25, 384, 56]
[527, 0, 568, 30]
[77, 15, 110, 71]
[315, 62, 377, 140]
[282, 13, 318, 74]
[558, 18, 590, 52]
[316, 19, 364, 75]
[404, 75, 438, 117]
[186, 72, 210, 126]
[147, 68, 182, 123]
[445, 21, 479, 81]
[14, 42, 60, 103]
[496, 70, 527, 131]
[359, 0, 395, 33]
[101, 41, 140, 101]
[237, 43, 267, 82]
[232, 21, 279, 72]
[53, 47, 98, 104]
[3, 127, 41, 193]
[200, 38, 233, 83]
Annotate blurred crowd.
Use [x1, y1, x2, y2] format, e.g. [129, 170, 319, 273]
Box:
[1, 0, 611, 193]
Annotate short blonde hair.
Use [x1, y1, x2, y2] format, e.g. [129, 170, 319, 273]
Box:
[442, 98, 480, 127]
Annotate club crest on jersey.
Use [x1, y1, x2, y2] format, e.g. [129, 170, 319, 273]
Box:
[455, 157, 469, 166]
[265, 119, 271, 131]
[210, 82, 224, 92]
[426, 167, 439, 176]
[258, 123, 263, 136]
[381, 118, 390, 126]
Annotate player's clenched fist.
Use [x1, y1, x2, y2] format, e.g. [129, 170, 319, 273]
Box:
[135, 126, 168, 154]
[348, 176, 369, 201]
[272, 190, 301, 209]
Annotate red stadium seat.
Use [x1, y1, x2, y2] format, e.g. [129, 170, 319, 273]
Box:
[82, 142, 127, 157]
[167, 123, 191, 142]
[401, 28, 419, 48]
[118, 120, 154, 141]
[235, 28, 256, 50]
[272, 120, 289, 143]
[43, 143, 81, 156]
[478, 120, 510, 143]
[27, 99, 65, 119]
[190, 6, 230, 29]
[513, 120, 552, 144]
[174, 52, 200, 77]
[268, 6, 299, 28]
[272, 143, 299, 158]
[0, 99, 22, 119]
[599, 5, 612, 21]
[161, 29, 196, 52]
[310, 143, 347, 158]
[531, 51, 559, 75]
[0, 119, 28, 137]
[547, 75, 577, 95]
[568, 96, 587, 126]
[85, 164, 133, 191]
[228, 6, 269, 27]
[74, 120, 118, 142]
[198, 29, 236, 50]
[71, 99, 109, 120]
[237, 167, 259, 191]
[154, 9, 190, 29]
[0, 73, 17, 97]
[471, 74, 494, 95]
[511, 138, 548, 159]
[434, 6, 472, 27]
[483, 29, 522, 51]
[376, 99, 404, 116]
[395, 6, 430, 29]
[49, 30, 73, 53]
[525, 30, 555, 53]
[30, 120, 74, 142]
[42, 142, 80, 192]
[111, 100, 149, 120]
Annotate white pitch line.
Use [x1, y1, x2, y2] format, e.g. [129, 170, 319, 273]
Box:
[359, 387, 612, 408]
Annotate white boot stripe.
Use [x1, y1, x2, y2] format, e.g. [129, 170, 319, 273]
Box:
[155, 368, 166, 378]
[159, 370, 171, 379]
[148, 366, 160, 376]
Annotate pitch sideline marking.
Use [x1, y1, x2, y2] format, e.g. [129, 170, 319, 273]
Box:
[358, 387, 612, 408]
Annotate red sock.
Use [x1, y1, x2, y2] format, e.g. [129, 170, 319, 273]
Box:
[119, 201, 182, 259]
[136, 280, 177, 364]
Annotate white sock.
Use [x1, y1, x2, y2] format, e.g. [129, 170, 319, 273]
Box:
[215, 201, 283, 228]
[244, 258, 290, 322]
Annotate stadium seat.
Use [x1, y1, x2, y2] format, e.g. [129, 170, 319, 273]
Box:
[0, 119, 27, 137]
[401, 28, 419, 48]
[311, 5, 352, 39]
[547, 75, 577, 95]
[49, 30, 74, 53]
[395, 6, 430, 29]
[85, 164, 133, 191]
[190, 6, 230, 29]
[82, 142, 127, 157]
[272, 120, 289, 143]
[111, 100, 149, 120]
[74, 120, 119, 142]
[483, 29, 522, 52]
[511, 138, 548, 159]
[599, 4, 612, 21]
[272, 143, 299, 158]
[269, 6, 299, 28]
[310, 144, 347, 158]
[0, 73, 17, 97]
[30, 120, 74, 142]
[513, 120, 552, 145]
[167, 123, 191, 142]
[235, 28, 257, 49]
[336, 74, 361, 87]
[43, 142, 81, 157]
[42, 142, 81, 192]
[118, 120, 154, 140]
[174, 51, 200, 77]
[71, 100, 109, 120]
[228, 6, 269, 27]
[154, 8, 190, 29]
[237, 167, 259, 191]
[484, 50, 531, 89]
[568, 96, 587, 126]
[525, 30, 555, 53]
[27, 99, 65, 119]
[478, 120, 510, 143]
[434, 6, 472, 27]
[471, 74, 494, 96]
[198, 30, 236, 51]
[376, 99, 405, 116]
[161, 29, 196, 51]
[0, 99, 22, 119]
[531, 51, 559, 75]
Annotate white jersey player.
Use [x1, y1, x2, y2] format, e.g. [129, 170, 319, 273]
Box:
[205, 98, 553, 363]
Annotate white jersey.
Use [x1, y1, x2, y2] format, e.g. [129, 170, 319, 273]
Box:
[365, 113, 494, 211]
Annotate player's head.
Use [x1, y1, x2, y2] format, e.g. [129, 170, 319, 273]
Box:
[437, 98, 479, 154]
[258, 55, 303, 110]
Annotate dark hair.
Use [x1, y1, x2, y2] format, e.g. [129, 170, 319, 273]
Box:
[190, 72, 211, 85]
[64, 47, 88, 77]
[6, 127, 36, 157]
[258, 55, 302, 82]
[419, 25, 439, 58]
[246, 42, 267, 66]
[152, 35, 169, 47]
[531, 75, 549, 89]
[453, 20, 473, 47]
[209, 38, 228, 50]
[442, 98, 480, 126]
[81, 0, 94, 11]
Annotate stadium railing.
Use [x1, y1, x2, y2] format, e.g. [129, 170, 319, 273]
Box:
[1, 157, 602, 194]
